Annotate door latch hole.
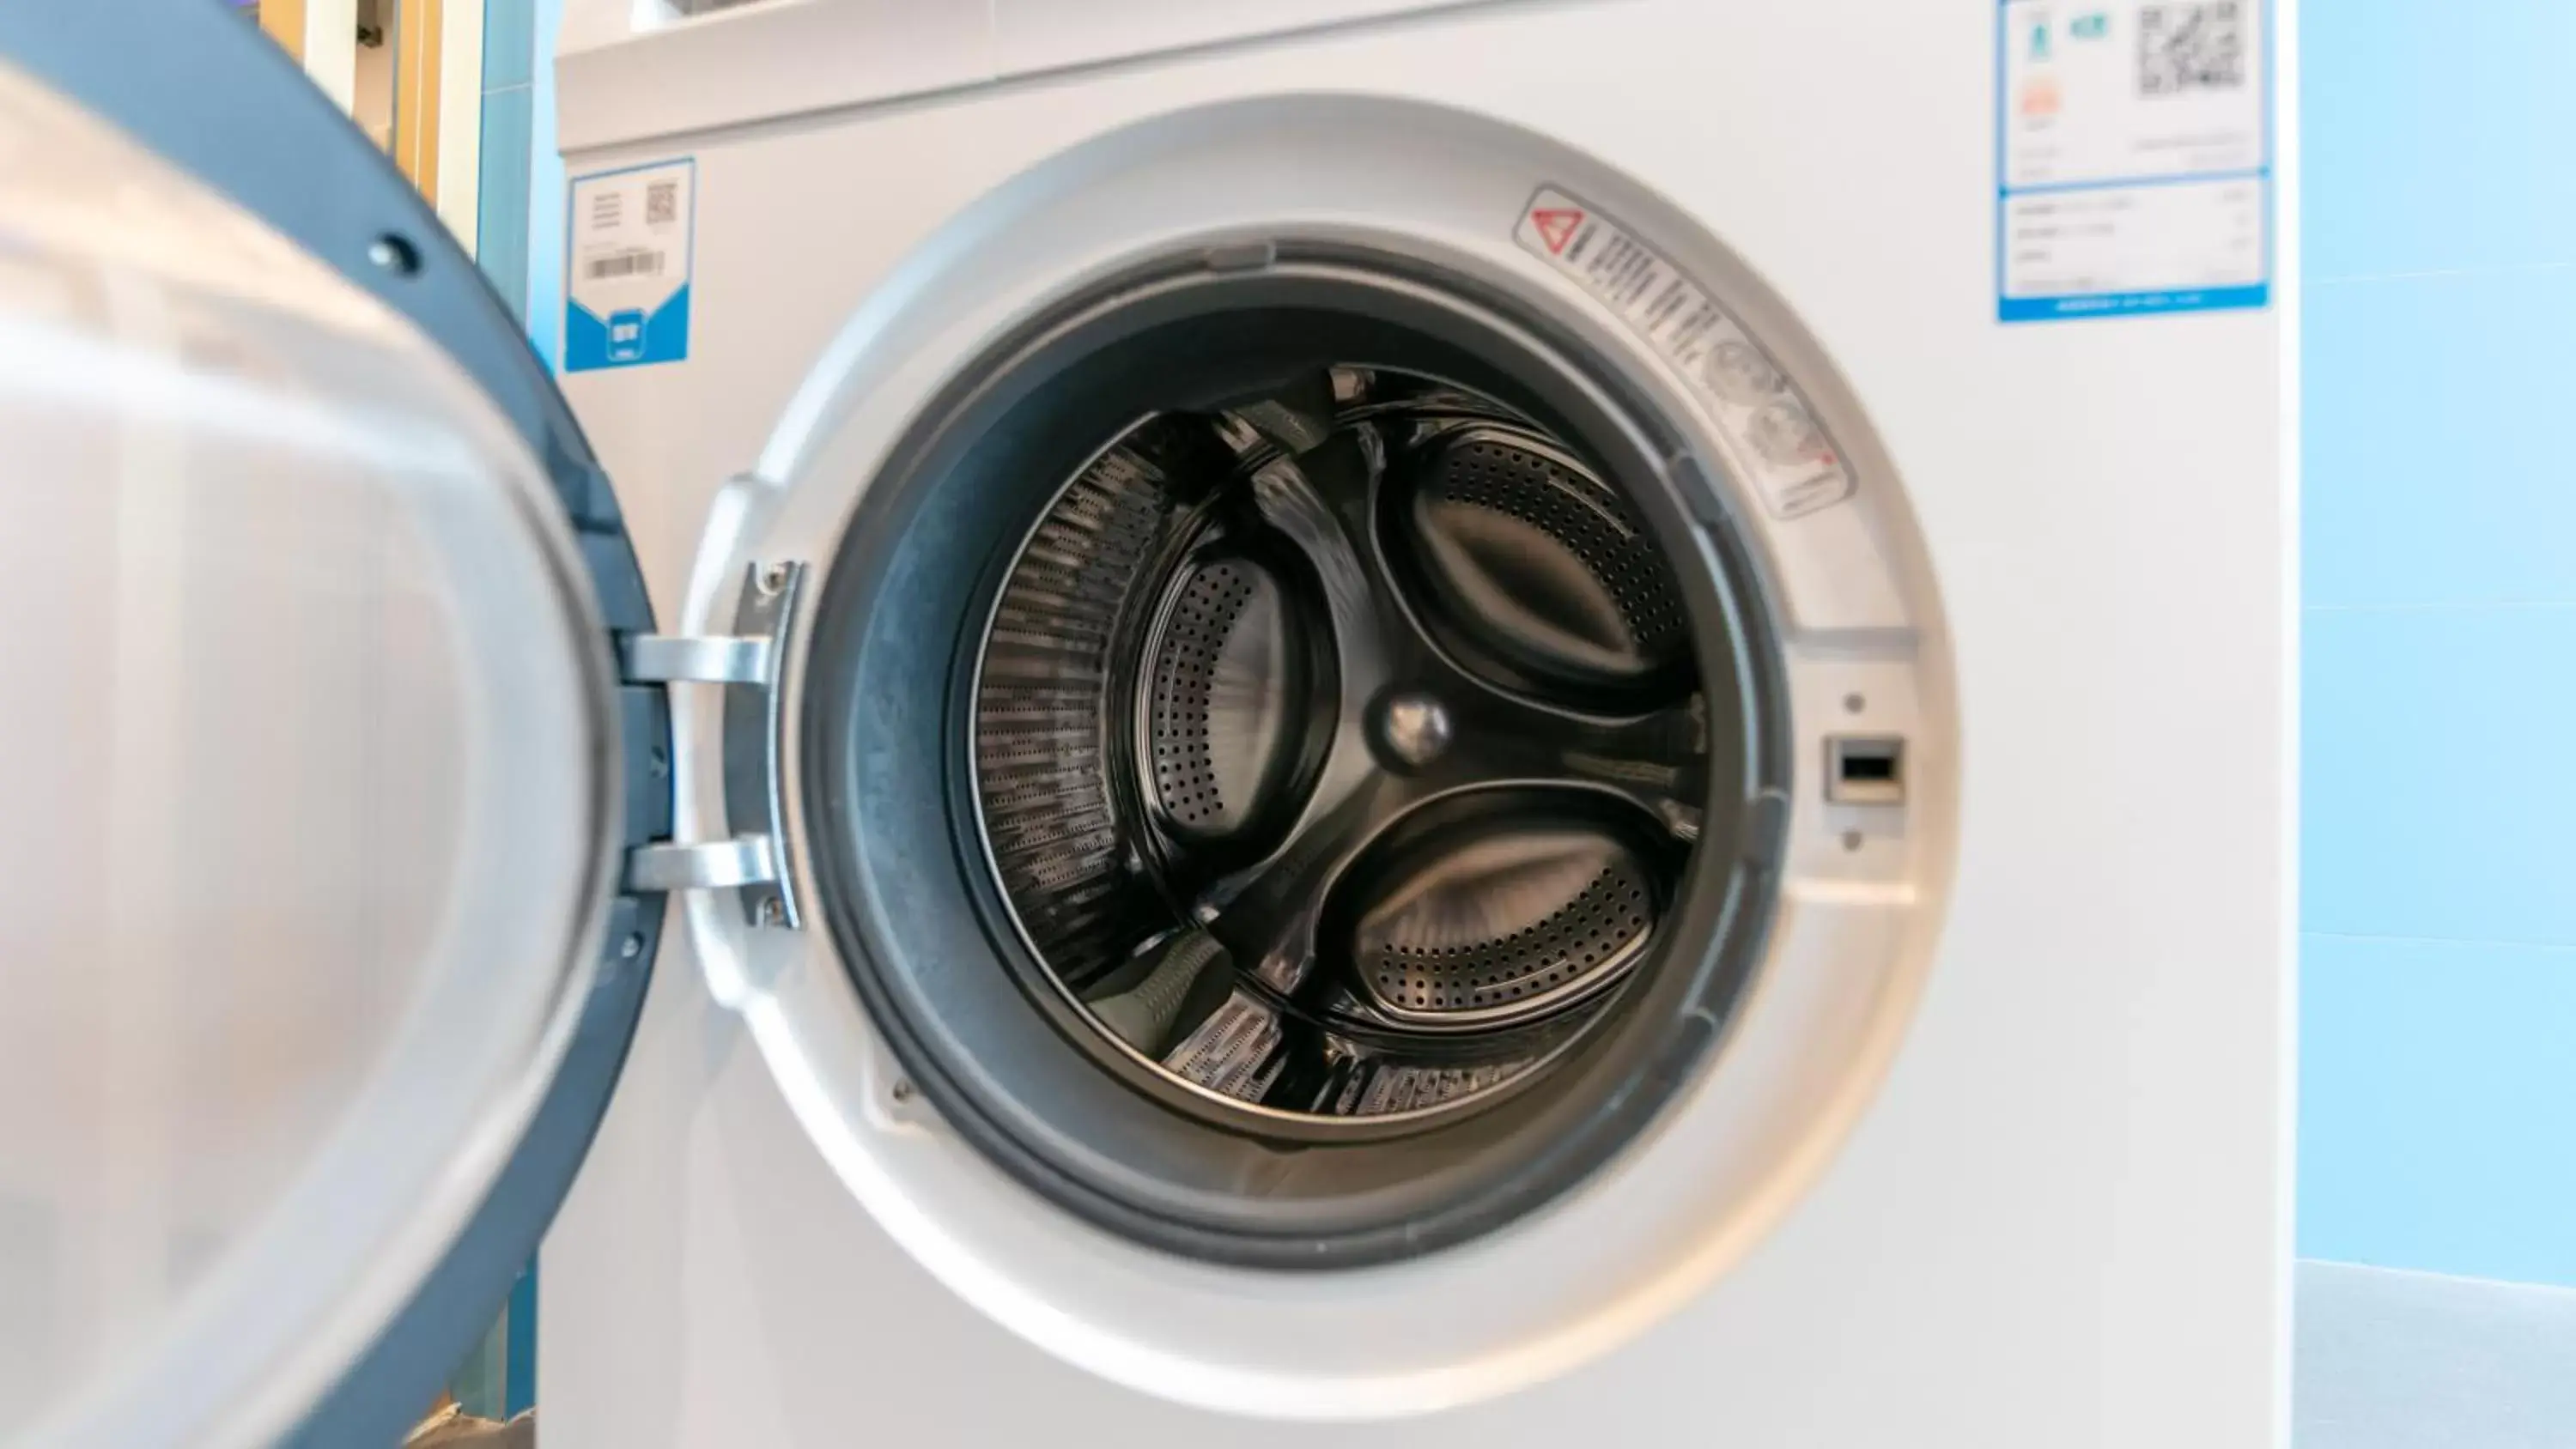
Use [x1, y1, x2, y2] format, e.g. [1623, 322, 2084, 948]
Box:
[1826, 736, 1905, 805]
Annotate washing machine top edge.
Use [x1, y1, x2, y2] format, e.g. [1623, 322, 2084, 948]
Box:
[555, 0, 1513, 155]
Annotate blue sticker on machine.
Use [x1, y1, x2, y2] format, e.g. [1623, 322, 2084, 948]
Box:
[1996, 1, 2272, 323]
[565, 158, 695, 370]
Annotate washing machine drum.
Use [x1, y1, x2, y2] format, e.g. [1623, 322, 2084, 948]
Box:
[978, 389, 1692, 1084]
[797, 274, 1787, 1269]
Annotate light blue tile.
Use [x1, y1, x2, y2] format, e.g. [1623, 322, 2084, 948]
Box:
[2305, 270, 2576, 609]
[2298, 935, 2576, 1288]
[2304, 2, 2576, 281]
[2302, 606, 2576, 944]
[482, 0, 536, 90]
[526, 0, 566, 367]
[477, 87, 532, 324]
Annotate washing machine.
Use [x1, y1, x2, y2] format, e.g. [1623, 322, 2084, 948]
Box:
[0, 1, 2296, 1446]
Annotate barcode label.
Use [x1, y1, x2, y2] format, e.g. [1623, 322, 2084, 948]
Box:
[2139, 1, 2245, 95]
[584, 249, 665, 281]
[567, 156, 693, 371]
[1515, 187, 1853, 519]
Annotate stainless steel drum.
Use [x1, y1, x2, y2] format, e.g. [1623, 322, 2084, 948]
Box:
[970, 367, 1705, 1129]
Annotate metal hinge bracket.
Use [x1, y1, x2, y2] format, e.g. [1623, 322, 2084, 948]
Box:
[619, 560, 806, 929]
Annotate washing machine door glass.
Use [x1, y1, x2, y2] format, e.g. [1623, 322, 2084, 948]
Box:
[0, 9, 665, 1447]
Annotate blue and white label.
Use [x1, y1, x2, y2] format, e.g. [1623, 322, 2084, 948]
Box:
[1997, 2, 2269, 323]
[565, 158, 694, 371]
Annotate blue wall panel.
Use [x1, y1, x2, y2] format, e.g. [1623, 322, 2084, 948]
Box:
[2301, 0, 2576, 1288]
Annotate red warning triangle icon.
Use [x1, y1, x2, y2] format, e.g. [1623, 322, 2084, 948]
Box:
[1531, 206, 1584, 256]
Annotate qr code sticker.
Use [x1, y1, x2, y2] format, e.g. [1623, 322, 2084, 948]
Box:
[2138, 1, 2245, 96]
[645, 179, 679, 226]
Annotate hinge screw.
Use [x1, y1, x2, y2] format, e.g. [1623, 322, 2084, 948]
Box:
[756, 895, 786, 926]
[367, 233, 421, 276]
[758, 563, 790, 595]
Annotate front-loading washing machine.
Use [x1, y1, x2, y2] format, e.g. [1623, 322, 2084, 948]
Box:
[0, 1, 2297, 1446]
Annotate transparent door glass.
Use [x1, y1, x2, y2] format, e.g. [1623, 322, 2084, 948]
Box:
[0, 64, 611, 1449]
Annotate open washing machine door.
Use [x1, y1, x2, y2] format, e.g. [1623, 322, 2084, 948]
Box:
[0, 6, 672, 1446]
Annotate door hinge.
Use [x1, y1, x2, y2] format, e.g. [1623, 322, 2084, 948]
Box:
[619, 561, 806, 929]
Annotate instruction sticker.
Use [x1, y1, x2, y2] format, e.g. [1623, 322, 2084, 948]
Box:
[1997, 1, 2271, 322]
[1516, 187, 1853, 519]
[565, 157, 694, 372]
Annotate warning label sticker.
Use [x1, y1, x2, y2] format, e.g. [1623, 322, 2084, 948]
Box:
[1515, 187, 1853, 520]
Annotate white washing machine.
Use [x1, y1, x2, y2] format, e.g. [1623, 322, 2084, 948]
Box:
[0, 2, 2297, 1446]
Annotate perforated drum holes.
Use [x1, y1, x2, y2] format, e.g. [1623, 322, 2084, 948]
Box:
[972, 446, 1177, 988]
[1145, 559, 1299, 840]
[1367, 864, 1653, 1021]
[1388, 427, 1692, 704]
[1448, 440, 1683, 648]
[1162, 995, 1287, 1103]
